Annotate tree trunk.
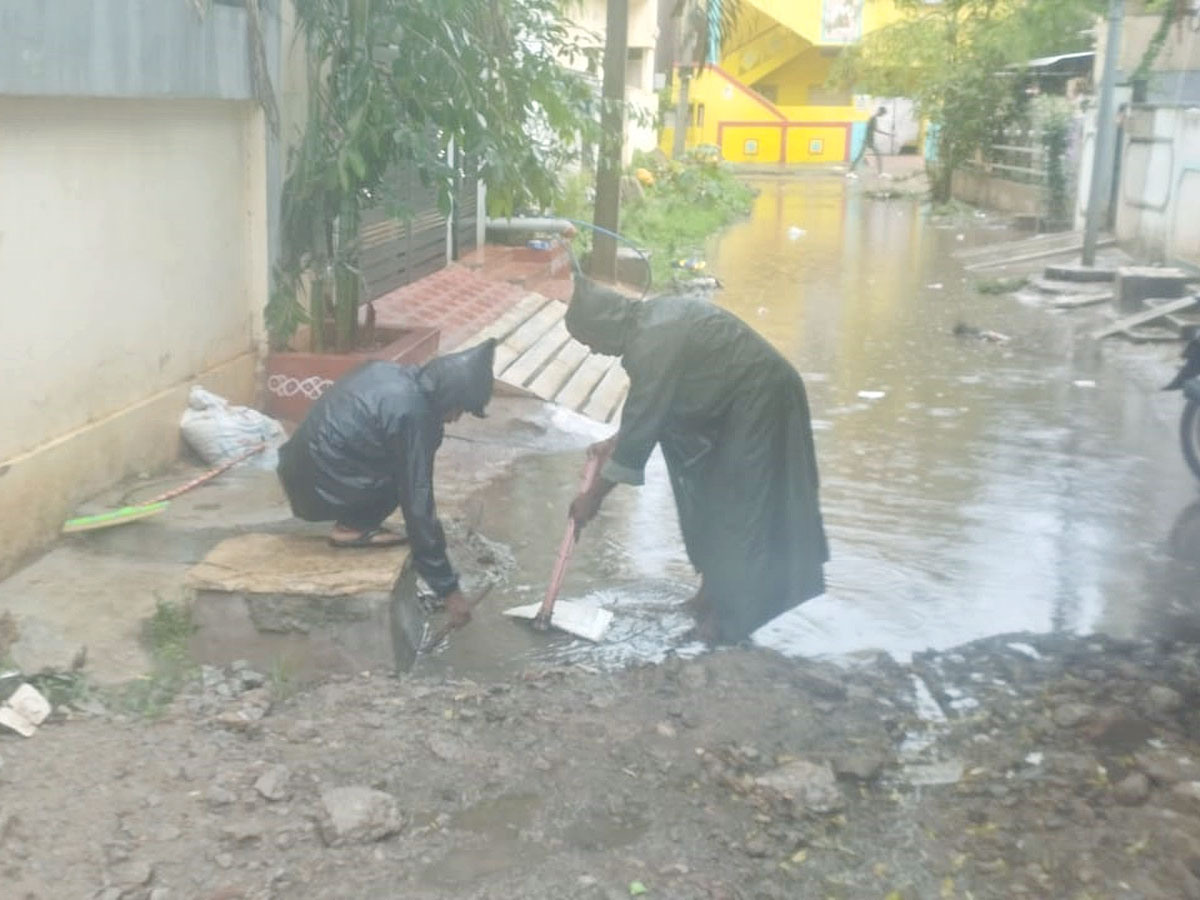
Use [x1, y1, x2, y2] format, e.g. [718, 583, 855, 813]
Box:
[592, 0, 628, 282]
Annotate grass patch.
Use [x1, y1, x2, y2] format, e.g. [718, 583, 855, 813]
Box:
[110, 598, 197, 718]
[622, 150, 756, 287]
[2, 600, 198, 720]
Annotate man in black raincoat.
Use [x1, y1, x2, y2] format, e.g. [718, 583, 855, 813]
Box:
[277, 339, 497, 629]
[565, 278, 828, 644]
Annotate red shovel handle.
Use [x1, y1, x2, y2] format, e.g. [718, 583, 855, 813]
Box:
[536, 445, 610, 624]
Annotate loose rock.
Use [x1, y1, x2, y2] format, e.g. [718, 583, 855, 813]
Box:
[1052, 703, 1095, 729]
[254, 764, 291, 802]
[1113, 772, 1151, 806]
[754, 759, 844, 815]
[1147, 685, 1184, 716]
[318, 786, 405, 846]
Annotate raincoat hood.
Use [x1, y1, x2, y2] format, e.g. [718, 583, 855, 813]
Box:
[565, 276, 638, 356]
[418, 338, 497, 417]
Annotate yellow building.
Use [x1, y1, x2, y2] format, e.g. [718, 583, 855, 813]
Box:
[661, 0, 904, 164]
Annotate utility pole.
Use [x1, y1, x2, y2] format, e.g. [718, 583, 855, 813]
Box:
[1082, 0, 1124, 267]
[592, 0, 628, 282]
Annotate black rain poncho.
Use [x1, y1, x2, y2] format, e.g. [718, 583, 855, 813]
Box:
[566, 278, 828, 641]
[277, 340, 496, 598]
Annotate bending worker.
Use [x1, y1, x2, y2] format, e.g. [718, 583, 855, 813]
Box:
[277, 339, 497, 630]
[565, 277, 828, 645]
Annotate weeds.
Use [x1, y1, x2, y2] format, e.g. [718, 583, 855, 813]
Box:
[975, 276, 1028, 294]
[110, 598, 197, 718]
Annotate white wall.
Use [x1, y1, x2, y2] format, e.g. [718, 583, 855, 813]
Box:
[0, 96, 267, 462]
[1105, 105, 1200, 267]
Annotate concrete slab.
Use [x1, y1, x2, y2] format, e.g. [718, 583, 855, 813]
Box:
[0, 547, 180, 683]
[186, 533, 425, 678]
[1043, 264, 1117, 283]
[1115, 267, 1192, 314]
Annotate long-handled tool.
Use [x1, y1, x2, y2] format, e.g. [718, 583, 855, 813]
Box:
[503, 445, 614, 643]
[61, 443, 268, 535]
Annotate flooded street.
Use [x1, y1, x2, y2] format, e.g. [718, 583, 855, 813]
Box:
[431, 174, 1199, 676]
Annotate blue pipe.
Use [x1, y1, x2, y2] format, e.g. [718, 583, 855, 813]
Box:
[558, 217, 653, 300]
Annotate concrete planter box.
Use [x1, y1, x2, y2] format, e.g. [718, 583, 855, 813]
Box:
[265, 325, 440, 422]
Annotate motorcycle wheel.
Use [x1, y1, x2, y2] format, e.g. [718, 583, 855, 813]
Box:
[1183, 399, 1200, 480]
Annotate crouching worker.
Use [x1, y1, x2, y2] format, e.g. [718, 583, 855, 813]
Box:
[277, 339, 497, 629]
[564, 277, 828, 645]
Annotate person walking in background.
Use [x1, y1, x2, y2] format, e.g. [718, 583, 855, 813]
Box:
[851, 106, 890, 176]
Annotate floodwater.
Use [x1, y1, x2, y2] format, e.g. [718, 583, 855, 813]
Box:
[427, 174, 1200, 677]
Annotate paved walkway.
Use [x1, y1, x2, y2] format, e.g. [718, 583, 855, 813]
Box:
[370, 245, 628, 423]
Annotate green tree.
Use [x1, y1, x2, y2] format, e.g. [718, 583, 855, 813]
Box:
[833, 0, 1102, 202]
[270, 0, 602, 352]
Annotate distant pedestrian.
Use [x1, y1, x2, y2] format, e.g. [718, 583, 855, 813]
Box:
[851, 106, 890, 175]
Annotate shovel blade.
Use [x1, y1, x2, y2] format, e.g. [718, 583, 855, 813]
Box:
[504, 600, 613, 643]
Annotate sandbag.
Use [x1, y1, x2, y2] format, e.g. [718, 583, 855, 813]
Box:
[180, 386, 285, 469]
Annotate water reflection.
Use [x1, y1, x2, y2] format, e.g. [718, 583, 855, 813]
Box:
[713, 178, 1191, 660]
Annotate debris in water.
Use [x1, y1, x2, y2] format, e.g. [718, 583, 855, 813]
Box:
[1072, 379, 1097, 389]
[787, 225, 806, 240]
[857, 390, 887, 401]
[953, 322, 1010, 343]
[1006, 642, 1042, 660]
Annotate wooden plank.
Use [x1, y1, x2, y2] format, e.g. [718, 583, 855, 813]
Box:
[493, 301, 564, 372]
[527, 338, 590, 400]
[556, 354, 615, 412]
[444, 293, 547, 352]
[582, 361, 630, 423]
[1092, 296, 1199, 339]
[500, 320, 571, 387]
[953, 231, 1090, 261]
[964, 239, 1116, 272]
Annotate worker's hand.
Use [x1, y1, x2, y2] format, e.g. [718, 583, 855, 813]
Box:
[587, 434, 618, 461]
[444, 590, 472, 629]
[561, 223, 578, 240]
[569, 488, 603, 534]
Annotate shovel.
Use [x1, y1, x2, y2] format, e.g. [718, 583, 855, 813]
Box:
[503, 443, 614, 643]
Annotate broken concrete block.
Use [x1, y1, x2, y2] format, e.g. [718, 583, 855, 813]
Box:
[186, 533, 424, 679]
[1115, 266, 1191, 314]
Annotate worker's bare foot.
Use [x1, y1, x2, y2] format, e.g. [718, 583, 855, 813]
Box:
[683, 581, 710, 615]
[328, 524, 407, 548]
[682, 611, 720, 646]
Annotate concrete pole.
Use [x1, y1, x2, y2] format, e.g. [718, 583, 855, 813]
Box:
[592, 0, 629, 281]
[1082, 0, 1124, 267]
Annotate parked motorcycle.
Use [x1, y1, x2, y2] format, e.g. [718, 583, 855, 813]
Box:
[1166, 325, 1200, 480]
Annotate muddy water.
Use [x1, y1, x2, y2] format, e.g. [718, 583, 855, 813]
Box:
[428, 175, 1198, 677]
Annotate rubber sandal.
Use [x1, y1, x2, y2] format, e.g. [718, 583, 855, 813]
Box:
[328, 526, 408, 549]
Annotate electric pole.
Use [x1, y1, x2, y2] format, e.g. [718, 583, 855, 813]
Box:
[592, 0, 628, 282]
